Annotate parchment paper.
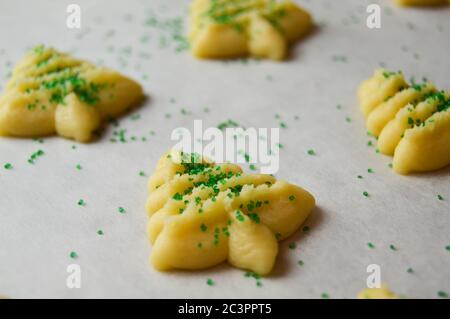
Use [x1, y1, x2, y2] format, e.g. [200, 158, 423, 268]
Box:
[0, 0, 449, 298]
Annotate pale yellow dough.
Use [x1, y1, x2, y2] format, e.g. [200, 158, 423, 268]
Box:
[358, 69, 450, 175]
[189, 0, 313, 61]
[0, 45, 143, 142]
[394, 0, 448, 6]
[358, 285, 400, 299]
[146, 151, 315, 275]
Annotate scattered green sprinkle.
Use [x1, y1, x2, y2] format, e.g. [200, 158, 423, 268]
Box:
[367, 242, 375, 249]
[389, 244, 397, 251]
[78, 199, 86, 206]
[437, 194, 444, 201]
[97, 230, 104, 235]
[367, 168, 374, 173]
[200, 223, 208, 232]
[289, 195, 296, 201]
[407, 267, 414, 274]
[298, 260, 304, 266]
[4, 163, 12, 170]
[307, 149, 316, 156]
[363, 191, 369, 197]
[321, 293, 330, 299]
[437, 291, 448, 298]
[69, 251, 78, 259]
[206, 278, 215, 286]
[118, 207, 126, 214]
[76, 164, 82, 170]
[288, 242, 297, 250]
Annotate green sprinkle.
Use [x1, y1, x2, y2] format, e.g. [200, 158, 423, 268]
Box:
[118, 207, 126, 214]
[367, 242, 375, 249]
[321, 293, 330, 299]
[437, 194, 444, 201]
[200, 223, 208, 232]
[307, 149, 316, 156]
[244, 271, 261, 280]
[437, 291, 448, 298]
[249, 164, 257, 171]
[275, 232, 282, 241]
[256, 281, 263, 287]
[249, 213, 260, 224]
[69, 251, 78, 259]
[407, 267, 414, 274]
[445, 246, 450, 251]
[302, 226, 310, 233]
[78, 199, 86, 206]
[288, 242, 297, 250]
[197, 242, 203, 249]
[172, 193, 183, 201]
[357, 175, 363, 179]
[139, 171, 146, 177]
[367, 168, 374, 173]
[97, 230, 104, 235]
[289, 195, 296, 201]
[363, 191, 369, 197]
[345, 117, 352, 123]
[235, 210, 245, 222]
[206, 278, 215, 286]
[280, 122, 287, 129]
[76, 164, 82, 170]
[298, 260, 304, 266]
[4, 163, 13, 170]
[389, 244, 397, 251]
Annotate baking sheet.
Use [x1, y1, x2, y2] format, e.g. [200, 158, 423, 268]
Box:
[0, 0, 449, 299]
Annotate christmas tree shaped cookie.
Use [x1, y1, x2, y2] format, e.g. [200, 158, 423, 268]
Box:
[394, 0, 448, 6]
[0, 45, 143, 142]
[358, 69, 450, 174]
[146, 151, 316, 275]
[189, 0, 313, 60]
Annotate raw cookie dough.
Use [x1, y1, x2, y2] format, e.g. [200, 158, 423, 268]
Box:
[146, 151, 315, 275]
[358, 285, 400, 299]
[189, 0, 313, 61]
[0, 45, 143, 142]
[394, 0, 448, 6]
[358, 69, 450, 175]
